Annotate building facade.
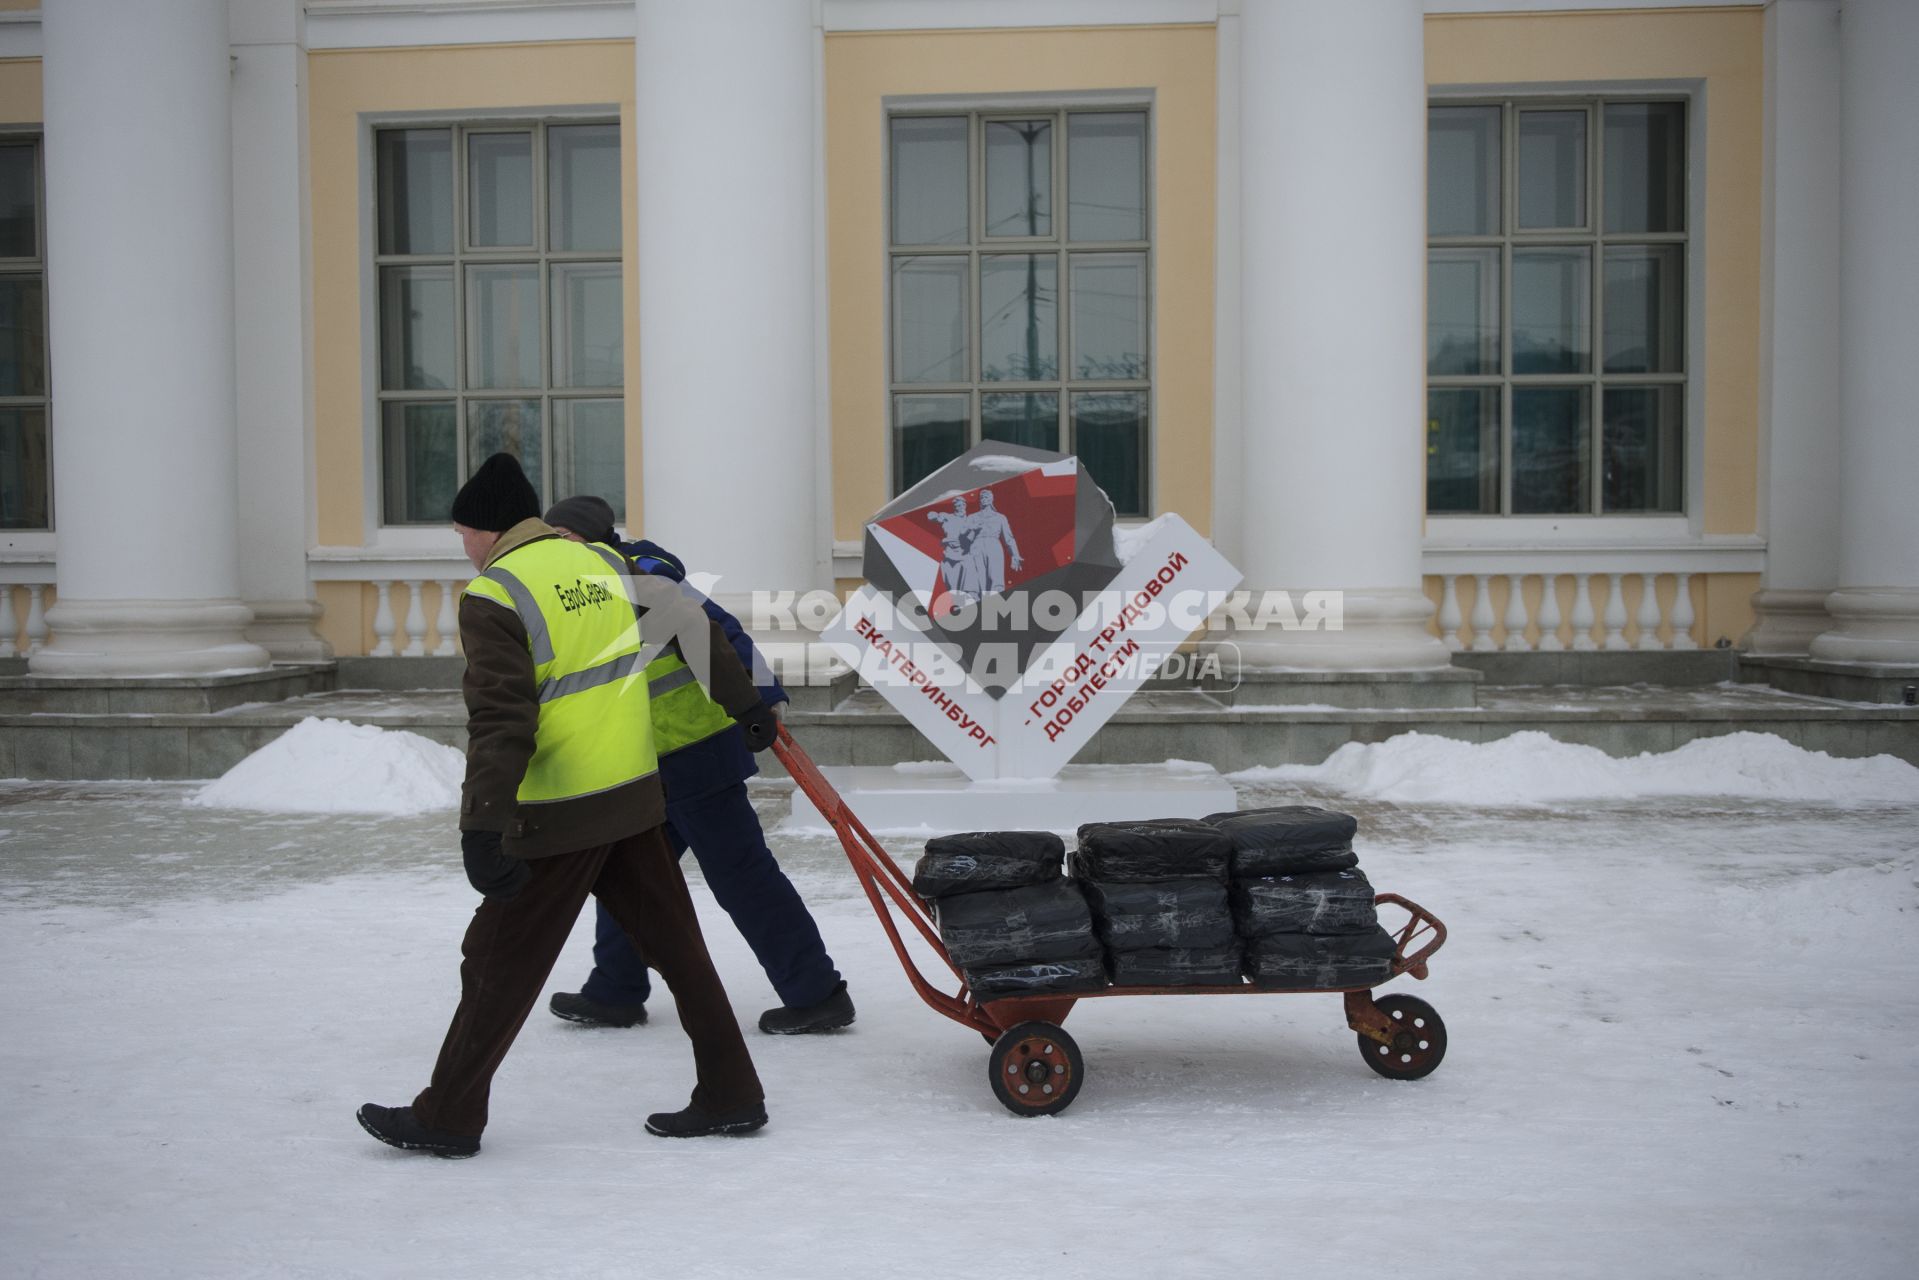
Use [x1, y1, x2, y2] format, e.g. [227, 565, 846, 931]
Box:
[0, 0, 1913, 680]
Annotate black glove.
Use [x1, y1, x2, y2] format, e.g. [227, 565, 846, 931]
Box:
[736, 701, 778, 754]
[461, 828, 531, 900]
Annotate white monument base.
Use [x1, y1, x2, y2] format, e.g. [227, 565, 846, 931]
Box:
[783, 760, 1240, 836]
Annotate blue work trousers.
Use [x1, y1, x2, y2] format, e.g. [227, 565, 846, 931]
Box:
[581, 780, 840, 1010]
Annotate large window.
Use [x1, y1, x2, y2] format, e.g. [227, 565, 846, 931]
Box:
[375, 121, 624, 525]
[0, 134, 47, 530]
[1427, 99, 1686, 516]
[888, 110, 1152, 515]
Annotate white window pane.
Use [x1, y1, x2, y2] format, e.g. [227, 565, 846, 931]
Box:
[1603, 245, 1683, 374]
[379, 265, 455, 391]
[0, 144, 36, 258]
[1427, 388, 1499, 515]
[1605, 102, 1685, 234]
[467, 399, 544, 498]
[1512, 247, 1591, 374]
[891, 117, 968, 246]
[1518, 111, 1587, 230]
[0, 405, 48, 529]
[894, 394, 969, 492]
[468, 132, 533, 248]
[1068, 112, 1146, 242]
[1512, 386, 1591, 514]
[380, 401, 457, 525]
[892, 255, 968, 383]
[1070, 252, 1147, 381]
[985, 119, 1052, 238]
[377, 129, 453, 255]
[554, 398, 625, 519]
[465, 264, 541, 389]
[548, 124, 621, 252]
[1428, 249, 1499, 376]
[551, 262, 623, 388]
[1428, 106, 1500, 237]
[1072, 391, 1146, 516]
[0, 275, 46, 395]
[980, 253, 1057, 381]
[1603, 386, 1683, 513]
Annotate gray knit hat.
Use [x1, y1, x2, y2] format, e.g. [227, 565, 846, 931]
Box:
[543, 494, 619, 545]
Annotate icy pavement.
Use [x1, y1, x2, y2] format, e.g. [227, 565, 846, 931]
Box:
[2, 779, 1916, 1278]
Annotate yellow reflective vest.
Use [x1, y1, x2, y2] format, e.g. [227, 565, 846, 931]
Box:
[463, 537, 659, 805]
[643, 646, 737, 756]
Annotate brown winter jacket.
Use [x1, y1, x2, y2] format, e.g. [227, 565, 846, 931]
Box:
[457, 518, 762, 859]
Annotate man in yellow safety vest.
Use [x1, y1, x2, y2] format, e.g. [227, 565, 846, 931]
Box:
[356, 453, 778, 1157]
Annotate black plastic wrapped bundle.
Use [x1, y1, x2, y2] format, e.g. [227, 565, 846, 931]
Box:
[1107, 944, 1244, 987]
[935, 881, 1101, 969]
[964, 956, 1109, 998]
[1231, 868, 1378, 937]
[1205, 806, 1360, 877]
[1243, 927, 1396, 989]
[1082, 878, 1236, 951]
[1071, 818, 1232, 883]
[912, 831, 1065, 899]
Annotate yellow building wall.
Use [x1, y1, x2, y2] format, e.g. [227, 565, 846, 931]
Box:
[306, 41, 640, 547]
[824, 25, 1217, 541]
[1427, 8, 1764, 531]
[0, 56, 37, 122]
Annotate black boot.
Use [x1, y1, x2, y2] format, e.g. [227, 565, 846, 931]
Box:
[644, 1099, 769, 1138]
[758, 980, 855, 1035]
[549, 990, 648, 1028]
[356, 1103, 480, 1159]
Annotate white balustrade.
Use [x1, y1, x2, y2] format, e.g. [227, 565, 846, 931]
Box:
[434, 581, 459, 657]
[369, 581, 396, 657]
[354, 578, 466, 658]
[24, 584, 48, 654]
[0, 585, 16, 658]
[1469, 573, 1497, 652]
[1602, 573, 1629, 650]
[401, 579, 427, 657]
[1502, 572, 1529, 652]
[1426, 569, 1706, 652]
[1437, 574, 1462, 651]
[1571, 573, 1597, 651]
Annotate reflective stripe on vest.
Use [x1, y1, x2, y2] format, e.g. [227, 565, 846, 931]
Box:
[463, 537, 659, 805]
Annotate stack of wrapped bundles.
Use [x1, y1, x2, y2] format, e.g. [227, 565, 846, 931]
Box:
[915, 832, 1107, 997]
[1207, 806, 1398, 989]
[1072, 819, 1243, 986]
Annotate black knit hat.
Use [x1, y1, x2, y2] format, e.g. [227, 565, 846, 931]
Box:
[543, 495, 619, 545]
[450, 453, 541, 532]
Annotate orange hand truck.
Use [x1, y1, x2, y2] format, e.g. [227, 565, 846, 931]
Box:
[775, 727, 1449, 1116]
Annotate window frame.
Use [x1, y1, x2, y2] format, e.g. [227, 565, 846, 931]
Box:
[363, 111, 625, 534]
[1425, 90, 1697, 528]
[0, 129, 49, 535]
[884, 102, 1155, 516]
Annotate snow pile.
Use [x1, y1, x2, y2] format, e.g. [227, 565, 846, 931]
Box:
[1231, 730, 1919, 806]
[1111, 513, 1174, 564]
[188, 717, 464, 815]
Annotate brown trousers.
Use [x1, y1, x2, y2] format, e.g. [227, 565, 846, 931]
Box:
[411, 825, 764, 1137]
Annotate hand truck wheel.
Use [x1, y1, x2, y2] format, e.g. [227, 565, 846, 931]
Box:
[1357, 993, 1446, 1080]
[988, 1021, 1083, 1116]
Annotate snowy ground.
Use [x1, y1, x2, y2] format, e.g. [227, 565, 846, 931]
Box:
[3, 754, 1917, 1278]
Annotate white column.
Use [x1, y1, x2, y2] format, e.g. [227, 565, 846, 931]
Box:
[34, 0, 268, 676]
[1747, 0, 1843, 656]
[634, 1, 822, 647]
[230, 0, 329, 663]
[1218, 0, 1447, 669]
[1809, 0, 1919, 665]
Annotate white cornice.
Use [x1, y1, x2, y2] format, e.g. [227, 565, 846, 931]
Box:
[304, 0, 632, 51]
